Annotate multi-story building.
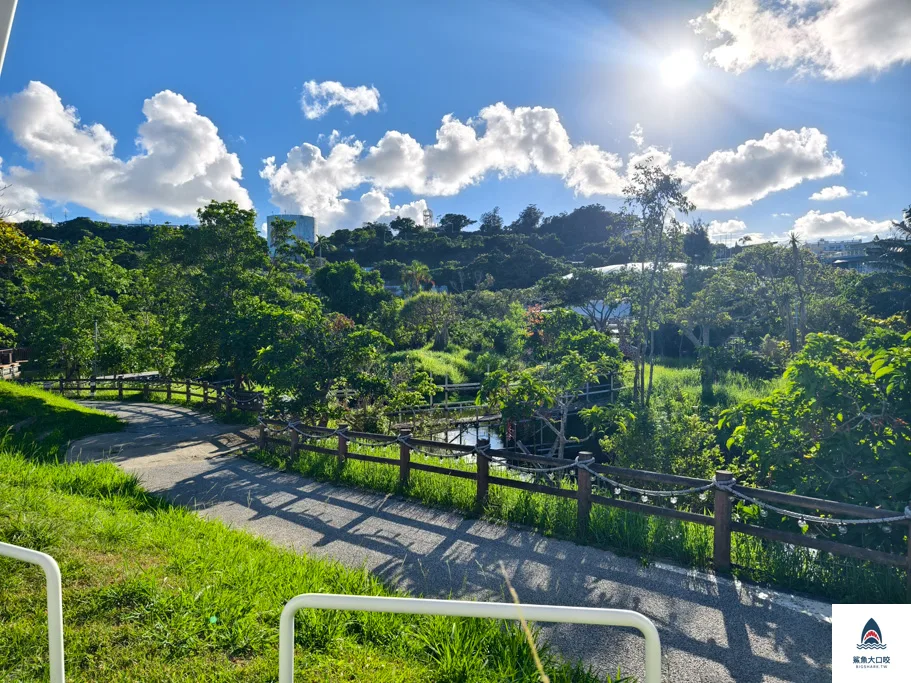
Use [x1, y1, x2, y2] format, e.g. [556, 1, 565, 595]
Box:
[266, 214, 316, 252]
[805, 238, 880, 272]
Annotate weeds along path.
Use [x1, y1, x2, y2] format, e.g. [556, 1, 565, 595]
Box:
[69, 402, 833, 683]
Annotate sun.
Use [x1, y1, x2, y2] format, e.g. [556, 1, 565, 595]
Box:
[660, 49, 699, 88]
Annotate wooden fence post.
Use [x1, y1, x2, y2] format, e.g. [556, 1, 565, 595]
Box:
[475, 439, 490, 513]
[713, 470, 735, 573]
[216, 386, 223, 411]
[289, 429, 299, 462]
[185, 379, 191, 404]
[337, 424, 348, 464]
[259, 423, 267, 450]
[166, 379, 172, 402]
[577, 452, 593, 539]
[58, 378, 64, 396]
[202, 382, 209, 405]
[117, 378, 123, 400]
[398, 428, 411, 486]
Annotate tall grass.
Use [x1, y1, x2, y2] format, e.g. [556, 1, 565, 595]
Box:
[627, 363, 784, 408]
[253, 440, 906, 604]
[0, 380, 124, 453]
[0, 385, 614, 682]
[387, 347, 474, 383]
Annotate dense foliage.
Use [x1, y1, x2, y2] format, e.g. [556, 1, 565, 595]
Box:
[6, 191, 910, 512]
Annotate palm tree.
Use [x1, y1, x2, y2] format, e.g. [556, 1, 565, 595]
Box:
[869, 205, 911, 277]
[400, 260, 433, 295]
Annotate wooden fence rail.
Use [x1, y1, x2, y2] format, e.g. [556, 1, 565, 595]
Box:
[258, 418, 911, 599]
[16, 376, 264, 414]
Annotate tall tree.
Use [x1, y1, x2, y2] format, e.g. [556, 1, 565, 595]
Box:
[624, 165, 692, 404]
[313, 261, 391, 324]
[509, 204, 544, 235]
[401, 291, 457, 350]
[478, 207, 504, 235]
[438, 213, 476, 237]
[683, 219, 713, 266]
[400, 260, 433, 295]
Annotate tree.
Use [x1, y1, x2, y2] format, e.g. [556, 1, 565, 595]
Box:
[438, 213, 476, 237]
[148, 200, 283, 385]
[14, 237, 150, 377]
[683, 219, 713, 266]
[313, 260, 391, 324]
[539, 269, 631, 333]
[268, 217, 314, 267]
[256, 308, 392, 420]
[624, 165, 692, 405]
[508, 204, 544, 235]
[400, 291, 458, 350]
[676, 267, 767, 401]
[0, 221, 61, 344]
[720, 330, 911, 509]
[400, 260, 433, 295]
[480, 333, 619, 458]
[390, 216, 423, 238]
[478, 207, 504, 235]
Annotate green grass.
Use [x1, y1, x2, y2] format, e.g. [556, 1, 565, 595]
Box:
[0, 381, 124, 452]
[387, 347, 474, 384]
[622, 362, 785, 408]
[0, 384, 619, 682]
[253, 440, 907, 604]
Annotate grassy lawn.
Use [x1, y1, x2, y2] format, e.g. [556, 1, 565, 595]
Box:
[253, 440, 906, 604]
[0, 384, 614, 682]
[0, 381, 124, 452]
[618, 361, 785, 408]
[387, 347, 474, 384]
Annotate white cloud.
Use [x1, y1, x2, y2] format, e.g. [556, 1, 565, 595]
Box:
[678, 127, 843, 210]
[772, 212, 792, 218]
[629, 123, 644, 148]
[0, 157, 49, 221]
[792, 210, 892, 240]
[692, 0, 911, 80]
[264, 101, 844, 231]
[300, 80, 381, 119]
[809, 185, 867, 200]
[706, 218, 748, 238]
[0, 81, 251, 222]
[264, 101, 630, 231]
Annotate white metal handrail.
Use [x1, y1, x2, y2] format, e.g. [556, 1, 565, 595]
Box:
[279, 593, 661, 683]
[0, 541, 65, 682]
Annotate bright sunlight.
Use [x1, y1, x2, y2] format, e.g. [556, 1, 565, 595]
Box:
[660, 49, 698, 88]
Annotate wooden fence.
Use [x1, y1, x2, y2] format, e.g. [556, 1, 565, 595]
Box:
[259, 419, 911, 599]
[18, 376, 264, 413]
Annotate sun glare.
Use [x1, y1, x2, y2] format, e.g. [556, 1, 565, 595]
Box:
[660, 49, 698, 88]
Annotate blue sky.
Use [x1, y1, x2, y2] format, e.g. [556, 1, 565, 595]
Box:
[1, 0, 909, 242]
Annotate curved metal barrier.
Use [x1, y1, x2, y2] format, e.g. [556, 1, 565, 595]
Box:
[279, 593, 661, 683]
[0, 541, 65, 682]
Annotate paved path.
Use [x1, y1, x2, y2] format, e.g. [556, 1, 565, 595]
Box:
[70, 402, 832, 682]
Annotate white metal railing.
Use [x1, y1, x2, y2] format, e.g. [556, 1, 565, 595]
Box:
[279, 594, 661, 683]
[0, 542, 65, 682]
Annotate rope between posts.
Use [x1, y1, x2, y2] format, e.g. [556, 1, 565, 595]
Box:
[579, 462, 715, 498]
[714, 481, 911, 527]
[255, 418, 911, 526]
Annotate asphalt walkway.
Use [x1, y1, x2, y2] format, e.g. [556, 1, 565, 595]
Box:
[69, 402, 832, 682]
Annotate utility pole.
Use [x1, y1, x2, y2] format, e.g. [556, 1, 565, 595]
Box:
[93, 320, 99, 378]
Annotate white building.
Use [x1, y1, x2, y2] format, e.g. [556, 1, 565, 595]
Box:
[266, 214, 316, 252]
